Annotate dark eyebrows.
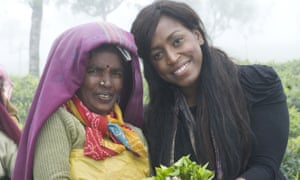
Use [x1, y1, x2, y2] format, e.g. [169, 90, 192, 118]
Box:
[150, 29, 181, 52]
[166, 29, 181, 41]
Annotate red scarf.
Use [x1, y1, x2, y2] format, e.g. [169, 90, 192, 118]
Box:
[66, 96, 146, 160]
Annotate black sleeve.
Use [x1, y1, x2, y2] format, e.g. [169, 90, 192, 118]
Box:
[239, 65, 289, 180]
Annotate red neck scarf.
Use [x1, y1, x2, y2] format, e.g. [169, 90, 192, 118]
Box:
[66, 96, 146, 160]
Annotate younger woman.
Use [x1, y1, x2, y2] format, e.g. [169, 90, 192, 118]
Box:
[131, 1, 289, 179]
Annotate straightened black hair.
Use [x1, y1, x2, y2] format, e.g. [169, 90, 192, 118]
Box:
[131, 0, 254, 179]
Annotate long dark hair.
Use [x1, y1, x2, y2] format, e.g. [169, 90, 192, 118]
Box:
[131, 0, 254, 179]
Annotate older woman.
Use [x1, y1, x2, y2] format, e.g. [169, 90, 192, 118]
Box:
[13, 22, 149, 180]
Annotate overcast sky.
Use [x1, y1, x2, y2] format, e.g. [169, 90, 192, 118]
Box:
[1, 0, 300, 76]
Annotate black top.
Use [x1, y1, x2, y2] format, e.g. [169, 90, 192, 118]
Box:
[174, 65, 289, 180]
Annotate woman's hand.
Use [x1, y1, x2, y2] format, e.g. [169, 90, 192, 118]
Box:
[236, 178, 246, 180]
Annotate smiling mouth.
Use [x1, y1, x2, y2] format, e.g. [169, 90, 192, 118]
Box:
[173, 61, 190, 75]
[97, 93, 113, 101]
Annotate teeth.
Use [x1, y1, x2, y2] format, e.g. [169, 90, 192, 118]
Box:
[174, 63, 188, 74]
[98, 94, 111, 100]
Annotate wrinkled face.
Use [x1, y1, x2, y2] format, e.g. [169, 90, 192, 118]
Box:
[150, 16, 204, 89]
[77, 51, 124, 115]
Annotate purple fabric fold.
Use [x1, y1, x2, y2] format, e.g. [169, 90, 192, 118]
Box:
[0, 95, 21, 145]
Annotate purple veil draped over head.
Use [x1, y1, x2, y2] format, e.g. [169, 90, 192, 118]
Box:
[0, 65, 20, 143]
[12, 22, 143, 180]
[0, 91, 21, 145]
[0, 64, 14, 99]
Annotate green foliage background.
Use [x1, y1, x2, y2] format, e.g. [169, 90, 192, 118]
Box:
[10, 75, 39, 125]
[9, 59, 300, 179]
[271, 60, 300, 179]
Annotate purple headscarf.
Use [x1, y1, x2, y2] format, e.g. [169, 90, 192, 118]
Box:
[0, 65, 20, 144]
[0, 64, 14, 99]
[12, 21, 143, 180]
[0, 89, 21, 145]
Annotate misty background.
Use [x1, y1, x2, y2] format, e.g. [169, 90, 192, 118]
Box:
[1, 0, 300, 76]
